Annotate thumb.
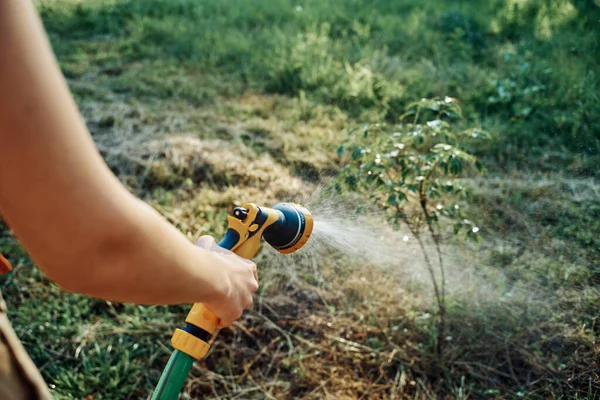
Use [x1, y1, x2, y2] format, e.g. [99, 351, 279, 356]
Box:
[195, 235, 216, 249]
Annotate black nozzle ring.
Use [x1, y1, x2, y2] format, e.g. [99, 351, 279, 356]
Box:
[262, 203, 309, 251]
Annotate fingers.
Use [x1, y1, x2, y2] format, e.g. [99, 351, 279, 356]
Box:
[195, 234, 259, 329]
[252, 264, 258, 285]
[217, 295, 254, 328]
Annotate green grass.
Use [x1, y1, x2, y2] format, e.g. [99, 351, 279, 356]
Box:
[40, 0, 600, 172]
[1, 0, 598, 398]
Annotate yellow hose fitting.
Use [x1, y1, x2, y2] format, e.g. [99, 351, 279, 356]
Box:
[171, 329, 211, 359]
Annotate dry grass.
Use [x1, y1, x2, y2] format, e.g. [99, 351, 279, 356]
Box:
[76, 95, 599, 399]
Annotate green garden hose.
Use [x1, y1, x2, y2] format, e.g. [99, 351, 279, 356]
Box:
[151, 350, 194, 400]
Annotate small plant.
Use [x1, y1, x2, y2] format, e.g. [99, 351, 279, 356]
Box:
[337, 97, 488, 359]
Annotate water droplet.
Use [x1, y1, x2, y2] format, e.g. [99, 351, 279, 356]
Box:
[327, 322, 332, 327]
[472, 227, 479, 233]
[295, 5, 303, 12]
[394, 143, 405, 150]
[445, 96, 453, 103]
[436, 204, 442, 210]
[403, 236, 409, 242]
[454, 205, 459, 209]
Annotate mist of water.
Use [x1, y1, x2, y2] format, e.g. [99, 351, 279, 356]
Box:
[256, 188, 502, 305]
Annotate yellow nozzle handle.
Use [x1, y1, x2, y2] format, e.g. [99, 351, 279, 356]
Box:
[171, 204, 280, 359]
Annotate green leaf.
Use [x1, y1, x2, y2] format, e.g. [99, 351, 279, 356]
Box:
[449, 156, 462, 175]
[387, 193, 400, 205]
[345, 174, 357, 189]
[453, 223, 462, 235]
[337, 144, 346, 157]
[351, 147, 363, 160]
[428, 187, 442, 199]
[406, 184, 419, 193]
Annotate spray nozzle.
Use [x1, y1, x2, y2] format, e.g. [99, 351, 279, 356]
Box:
[219, 202, 313, 258]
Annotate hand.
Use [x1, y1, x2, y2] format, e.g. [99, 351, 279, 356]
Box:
[195, 235, 259, 327]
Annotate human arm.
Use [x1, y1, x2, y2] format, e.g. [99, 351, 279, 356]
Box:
[0, 0, 257, 324]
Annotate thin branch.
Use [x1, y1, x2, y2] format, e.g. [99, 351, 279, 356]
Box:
[419, 180, 446, 358]
[396, 205, 441, 308]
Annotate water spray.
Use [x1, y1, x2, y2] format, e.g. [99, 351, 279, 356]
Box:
[152, 202, 314, 400]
